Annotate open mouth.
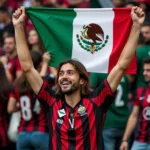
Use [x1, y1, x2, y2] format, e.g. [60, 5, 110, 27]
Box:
[62, 82, 71, 88]
[60, 79, 72, 85]
[60, 80, 70, 88]
[62, 81, 70, 85]
[60, 80, 72, 89]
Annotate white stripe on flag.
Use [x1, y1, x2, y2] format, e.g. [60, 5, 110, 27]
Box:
[72, 8, 114, 73]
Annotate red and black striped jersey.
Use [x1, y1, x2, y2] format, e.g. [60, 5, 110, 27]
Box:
[8, 56, 21, 81]
[36, 79, 115, 150]
[132, 86, 150, 143]
[10, 89, 48, 133]
[0, 101, 8, 147]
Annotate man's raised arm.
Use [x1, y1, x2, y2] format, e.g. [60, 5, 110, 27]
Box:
[107, 6, 145, 93]
[13, 7, 43, 94]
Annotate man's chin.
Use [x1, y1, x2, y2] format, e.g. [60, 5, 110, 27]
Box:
[61, 90, 72, 95]
[61, 88, 72, 94]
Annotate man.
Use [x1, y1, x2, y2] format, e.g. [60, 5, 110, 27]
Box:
[120, 57, 150, 150]
[141, 23, 150, 45]
[127, 23, 150, 103]
[136, 24, 150, 86]
[90, 73, 129, 150]
[12, 6, 144, 150]
[3, 35, 22, 82]
[0, 6, 14, 46]
[130, 23, 150, 89]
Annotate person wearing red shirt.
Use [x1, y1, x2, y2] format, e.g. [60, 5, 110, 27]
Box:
[7, 50, 50, 150]
[120, 57, 150, 150]
[3, 35, 22, 83]
[13, 6, 145, 150]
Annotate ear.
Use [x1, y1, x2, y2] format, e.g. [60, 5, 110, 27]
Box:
[80, 78, 85, 85]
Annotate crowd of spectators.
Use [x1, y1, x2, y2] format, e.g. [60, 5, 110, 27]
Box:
[0, 0, 150, 150]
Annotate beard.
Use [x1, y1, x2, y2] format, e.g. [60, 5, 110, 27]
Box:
[60, 79, 80, 95]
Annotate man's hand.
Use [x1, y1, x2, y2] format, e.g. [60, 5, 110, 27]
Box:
[120, 141, 128, 150]
[131, 6, 145, 25]
[12, 6, 26, 27]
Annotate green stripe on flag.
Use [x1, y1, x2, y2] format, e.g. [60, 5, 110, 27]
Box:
[26, 7, 76, 67]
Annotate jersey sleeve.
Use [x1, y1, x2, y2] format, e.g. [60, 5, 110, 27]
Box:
[131, 88, 141, 106]
[36, 80, 56, 106]
[89, 79, 116, 112]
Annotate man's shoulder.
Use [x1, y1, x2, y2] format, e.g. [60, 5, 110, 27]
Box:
[39, 80, 56, 96]
[89, 79, 114, 97]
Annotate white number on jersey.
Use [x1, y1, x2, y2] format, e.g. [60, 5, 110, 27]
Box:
[115, 85, 124, 107]
[20, 96, 40, 121]
[20, 96, 32, 121]
[33, 99, 41, 114]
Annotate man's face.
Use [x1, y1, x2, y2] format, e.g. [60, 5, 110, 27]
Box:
[58, 63, 81, 95]
[141, 26, 150, 44]
[4, 37, 16, 53]
[143, 63, 150, 82]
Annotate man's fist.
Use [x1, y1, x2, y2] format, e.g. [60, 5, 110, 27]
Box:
[12, 6, 26, 26]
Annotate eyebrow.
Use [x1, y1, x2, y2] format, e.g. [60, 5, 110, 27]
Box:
[59, 69, 75, 72]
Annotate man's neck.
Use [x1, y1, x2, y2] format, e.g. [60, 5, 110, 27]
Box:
[8, 50, 17, 60]
[65, 91, 81, 108]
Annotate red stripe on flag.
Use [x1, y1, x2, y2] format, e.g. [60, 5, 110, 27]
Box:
[108, 8, 137, 74]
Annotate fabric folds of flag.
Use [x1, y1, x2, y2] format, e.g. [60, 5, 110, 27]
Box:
[26, 7, 136, 74]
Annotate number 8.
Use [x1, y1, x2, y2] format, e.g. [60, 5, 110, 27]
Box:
[20, 96, 32, 121]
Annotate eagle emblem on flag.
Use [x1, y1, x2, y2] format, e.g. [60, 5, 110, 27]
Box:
[76, 23, 109, 54]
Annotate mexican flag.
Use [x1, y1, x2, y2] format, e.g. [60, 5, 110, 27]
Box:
[26, 7, 136, 74]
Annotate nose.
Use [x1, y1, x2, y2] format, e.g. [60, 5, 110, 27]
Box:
[63, 72, 69, 78]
